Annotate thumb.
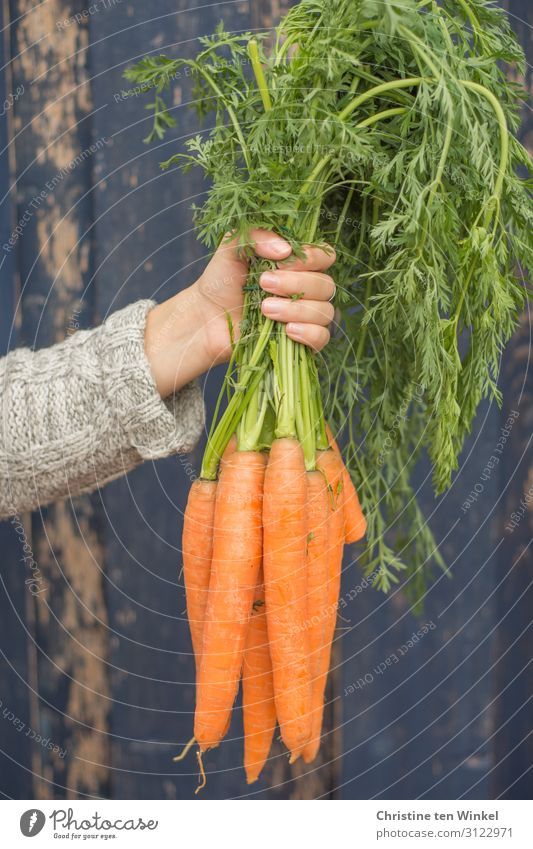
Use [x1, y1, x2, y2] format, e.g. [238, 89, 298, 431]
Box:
[220, 228, 292, 262]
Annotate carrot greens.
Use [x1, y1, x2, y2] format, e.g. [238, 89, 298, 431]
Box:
[126, 0, 532, 603]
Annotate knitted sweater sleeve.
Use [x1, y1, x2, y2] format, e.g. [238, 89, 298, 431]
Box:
[0, 300, 205, 518]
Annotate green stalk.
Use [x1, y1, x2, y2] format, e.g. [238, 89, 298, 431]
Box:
[204, 309, 249, 450]
[238, 381, 269, 451]
[287, 336, 296, 432]
[201, 360, 269, 479]
[294, 376, 306, 456]
[394, 26, 509, 196]
[291, 103, 412, 227]
[453, 85, 509, 325]
[297, 346, 316, 470]
[356, 198, 380, 361]
[238, 378, 259, 449]
[356, 106, 407, 128]
[460, 80, 509, 203]
[355, 193, 369, 258]
[210, 39, 273, 461]
[274, 33, 296, 67]
[194, 64, 252, 170]
[416, 119, 454, 255]
[305, 340, 328, 452]
[338, 78, 424, 122]
[201, 318, 274, 479]
[248, 39, 273, 112]
[276, 329, 297, 438]
[454, 0, 487, 48]
[335, 186, 355, 244]
[398, 27, 441, 78]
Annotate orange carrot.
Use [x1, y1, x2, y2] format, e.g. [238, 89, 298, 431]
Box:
[242, 569, 276, 784]
[263, 437, 311, 756]
[182, 435, 237, 674]
[302, 448, 345, 763]
[326, 425, 366, 543]
[182, 479, 217, 669]
[220, 433, 237, 469]
[194, 450, 266, 752]
[301, 470, 330, 764]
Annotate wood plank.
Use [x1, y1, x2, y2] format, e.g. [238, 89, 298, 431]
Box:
[340, 400, 501, 799]
[492, 0, 533, 800]
[0, 0, 33, 800]
[1, 0, 529, 803]
[8, 0, 110, 799]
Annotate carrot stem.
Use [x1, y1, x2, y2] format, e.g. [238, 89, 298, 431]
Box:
[248, 39, 272, 113]
[298, 345, 316, 471]
[201, 317, 273, 478]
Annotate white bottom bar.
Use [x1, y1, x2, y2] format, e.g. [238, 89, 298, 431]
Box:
[2, 799, 530, 847]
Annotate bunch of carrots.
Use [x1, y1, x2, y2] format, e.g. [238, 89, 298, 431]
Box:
[175, 242, 368, 785]
[182, 413, 366, 785]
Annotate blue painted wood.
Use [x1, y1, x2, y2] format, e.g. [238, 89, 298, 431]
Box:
[0, 0, 33, 800]
[491, 0, 533, 799]
[0, 0, 530, 802]
[340, 400, 501, 799]
[3, 0, 111, 799]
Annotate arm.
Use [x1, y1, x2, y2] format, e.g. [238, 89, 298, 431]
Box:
[0, 300, 204, 519]
[0, 230, 335, 518]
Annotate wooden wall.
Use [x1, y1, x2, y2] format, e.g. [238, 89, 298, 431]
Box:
[0, 0, 531, 800]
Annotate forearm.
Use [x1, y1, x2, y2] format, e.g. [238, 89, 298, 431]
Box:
[0, 300, 204, 519]
[144, 283, 212, 398]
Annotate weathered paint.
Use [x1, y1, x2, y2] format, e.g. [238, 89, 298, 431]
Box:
[8, 0, 110, 799]
[0, 0, 531, 802]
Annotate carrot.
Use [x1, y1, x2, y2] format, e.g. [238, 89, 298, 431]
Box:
[220, 433, 237, 469]
[194, 450, 266, 752]
[326, 425, 367, 543]
[182, 479, 217, 669]
[301, 470, 330, 764]
[182, 435, 237, 673]
[263, 437, 311, 756]
[302, 448, 345, 763]
[242, 569, 276, 784]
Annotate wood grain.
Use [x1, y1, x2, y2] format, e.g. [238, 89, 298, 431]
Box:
[9, 0, 110, 799]
[0, 0, 531, 801]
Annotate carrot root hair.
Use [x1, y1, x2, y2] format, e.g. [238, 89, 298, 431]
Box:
[195, 749, 207, 795]
[172, 735, 196, 763]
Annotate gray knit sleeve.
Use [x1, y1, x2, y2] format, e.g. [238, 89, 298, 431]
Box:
[0, 300, 205, 518]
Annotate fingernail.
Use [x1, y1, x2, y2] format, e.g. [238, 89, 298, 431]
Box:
[260, 271, 280, 292]
[269, 237, 290, 256]
[286, 322, 304, 338]
[262, 298, 282, 317]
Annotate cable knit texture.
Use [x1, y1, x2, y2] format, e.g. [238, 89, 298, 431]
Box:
[0, 300, 205, 518]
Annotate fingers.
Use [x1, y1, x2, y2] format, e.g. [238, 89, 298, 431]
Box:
[286, 323, 331, 352]
[260, 270, 335, 301]
[221, 230, 335, 269]
[258, 238, 337, 354]
[262, 297, 335, 326]
[221, 229, 292, 262]
[251, 229, 293, 260]
[277, 243, 336, 272]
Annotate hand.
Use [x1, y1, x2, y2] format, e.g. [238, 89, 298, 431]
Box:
[145, 229, 336, 398]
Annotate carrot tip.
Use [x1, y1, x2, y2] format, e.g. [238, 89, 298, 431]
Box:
[194, 749, 207, 795]
[172, 735, 196, 762]
[288, 751, 301, 765]
[302, 747, 319, 765]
